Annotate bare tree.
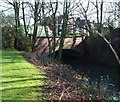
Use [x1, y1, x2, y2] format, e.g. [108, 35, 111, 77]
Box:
[91, 0, 103, 33]
[12, 0, 21, 49]
[41, 1, 52, 54]
[49, 0, 58, 59]
[21, 1, 28, 36]
[2, 0, 21, 49]
[31, 0, 41, 51]
[76, 0, 93, 35]
[57, 0, 69, 61]
[77, 0, 120, 66]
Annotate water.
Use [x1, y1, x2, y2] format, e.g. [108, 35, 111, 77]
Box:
[62, 57, 120, 100]
[62, 57, 120, 91]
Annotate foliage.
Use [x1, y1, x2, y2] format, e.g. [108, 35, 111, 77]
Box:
[17, 25, 31, 52]
[2, 51, 47, 100]
[17, 35, 32, 52]
[2, 26, 15, 49]
[1, 12, 15, 49]
[2, 22, 32, 51]
[0, 12, 15, 27]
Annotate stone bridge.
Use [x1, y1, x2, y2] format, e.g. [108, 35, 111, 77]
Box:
[34, 36, 84, 54]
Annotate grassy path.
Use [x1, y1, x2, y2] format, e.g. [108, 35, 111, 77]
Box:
[1, 51, 47, 100]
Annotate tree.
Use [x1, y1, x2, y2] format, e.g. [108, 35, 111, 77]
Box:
[1, 0, 33, 51]
[21, 1, 28, 36]
[57, 0, 69, 61]
[32, 1, 41, 51]
[77, 0, 120, 66]
[1, 12, 15, 49]
[41, 1, 52, 54]
[49, 0, 58, 59]
[2, 0, 21, 49]
[91, 0, 103, 33]
[12, 0, 21, 49]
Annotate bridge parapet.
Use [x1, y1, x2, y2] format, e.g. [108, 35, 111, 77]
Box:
[34, 37, 84, 54]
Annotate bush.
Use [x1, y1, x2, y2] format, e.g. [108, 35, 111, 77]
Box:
[2, 25, 32, 51]
[2, 26, 14, 49]
[17, 35, 32, 52]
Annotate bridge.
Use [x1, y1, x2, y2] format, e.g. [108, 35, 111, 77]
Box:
[34, 36, 85, 54]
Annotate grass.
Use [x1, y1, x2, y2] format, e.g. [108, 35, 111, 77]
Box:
[1, 50, 47, 100]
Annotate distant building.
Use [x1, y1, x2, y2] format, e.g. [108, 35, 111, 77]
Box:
[27, 25, 46, 37]
[75, 18, 85, 35]
[28, 15, 89, 38]
[38, 15, 89, 37]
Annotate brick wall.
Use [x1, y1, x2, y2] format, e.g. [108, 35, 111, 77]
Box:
[34, 37, 83, 54]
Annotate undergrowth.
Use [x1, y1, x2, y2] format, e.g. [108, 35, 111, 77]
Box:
[24, 52, 120, 101]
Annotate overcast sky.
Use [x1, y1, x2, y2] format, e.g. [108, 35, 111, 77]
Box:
[0, 0, 119, 25]
[0, 0, 119, 12]
[0, 0, 119, 14]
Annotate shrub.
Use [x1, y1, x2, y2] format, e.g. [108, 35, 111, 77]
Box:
[2, 26, 14, 49]
[17, 35, 32, 52]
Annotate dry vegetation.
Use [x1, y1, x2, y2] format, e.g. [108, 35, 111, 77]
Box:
[24, 52, 119, 101]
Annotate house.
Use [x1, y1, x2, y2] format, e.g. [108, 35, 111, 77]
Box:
[38, 15, 89, 37]
[27, 15, 90, 38]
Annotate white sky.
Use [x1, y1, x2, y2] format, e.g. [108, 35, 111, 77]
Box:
[0, 0, 119, 12]
[0, 0, 119, 25]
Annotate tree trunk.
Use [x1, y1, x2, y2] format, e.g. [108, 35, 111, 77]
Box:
[44, 25, 52, 54]
[99, 0, 103, 33]
[32, 1, 39, 51]
[49, 1, 58, 59]
[57, 1, 68, 61]
[22, 2, 28, 36]
[13, 1, 20, 49]
[41, 1, 52, 54]
[52, 14, 57, 59]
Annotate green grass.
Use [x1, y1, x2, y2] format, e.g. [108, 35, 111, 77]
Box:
[1, 51, 47, 100]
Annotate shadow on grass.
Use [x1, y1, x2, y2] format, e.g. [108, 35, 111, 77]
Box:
[2, 62, 23, 64]
[2, 51, 48, 100]
[2, 57, 25, 63]
[2, 52, 26, 63]
[2, 67, 36, 70]
[2, 85, 45, 92]
[2, 77, 48, 84]
[31, 73, 48, 77]
[2, 51, 21, 56]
